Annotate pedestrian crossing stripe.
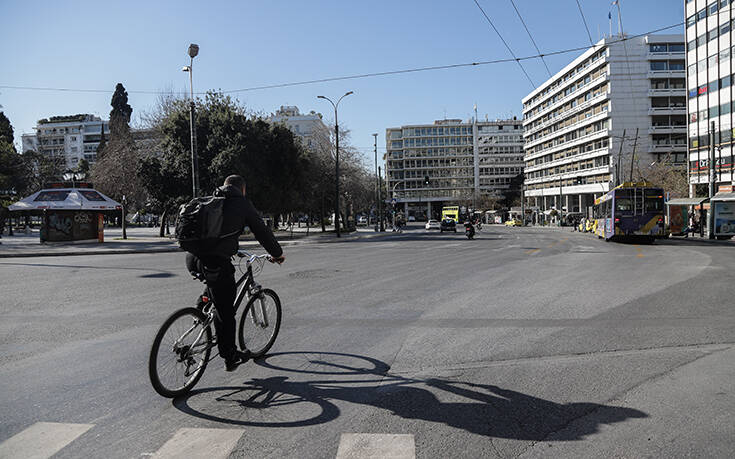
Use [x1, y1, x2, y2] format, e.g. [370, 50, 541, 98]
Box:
[336, 433, 415, 459]
[150, 428, 244, 459]
[0, 422, 93, 459]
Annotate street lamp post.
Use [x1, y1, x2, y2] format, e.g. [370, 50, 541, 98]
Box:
[317, 91, 353, 237]
[373, 133, 384, 232]
[182, 43, 200, 198]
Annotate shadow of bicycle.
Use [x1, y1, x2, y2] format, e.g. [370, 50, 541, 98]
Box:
[173, 351, 646, 439]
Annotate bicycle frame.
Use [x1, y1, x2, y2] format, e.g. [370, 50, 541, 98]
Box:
[175, 256, 271, 362]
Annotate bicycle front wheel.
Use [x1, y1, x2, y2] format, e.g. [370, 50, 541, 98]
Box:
[149, 307, 212, 398]
[238, 289, 282, 357]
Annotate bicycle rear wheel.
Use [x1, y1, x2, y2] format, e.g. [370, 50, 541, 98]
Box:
[238, 289, 282, 357]
[149, 307, 212, 398]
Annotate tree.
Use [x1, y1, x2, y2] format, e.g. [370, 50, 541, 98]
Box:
[501, 173, 525, 209]
[75, 158, 90, 176]
[92, 83, 145, 238]
[109, 83, 133, 138]
[636, 157, 689, 198]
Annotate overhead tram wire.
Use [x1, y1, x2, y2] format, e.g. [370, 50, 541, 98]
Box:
[472, 0, 535, 88]
[509, 0, 552, 78]
[575, 0, 595, 46]
[0, 21, 684, 96]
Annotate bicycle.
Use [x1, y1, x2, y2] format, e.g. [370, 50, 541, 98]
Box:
[148, 251, 282, 398]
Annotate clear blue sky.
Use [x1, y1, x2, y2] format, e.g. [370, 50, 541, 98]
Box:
[1, 0, 684, 165]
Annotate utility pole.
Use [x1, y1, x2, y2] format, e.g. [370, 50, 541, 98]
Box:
[373, 133, 384, 231]
[521, 183, 526, 226]
[629, 127, 639, 183]
[709, 120, 716, 239]
[559, 174, 563, 226]
[616, 129, 626, 186]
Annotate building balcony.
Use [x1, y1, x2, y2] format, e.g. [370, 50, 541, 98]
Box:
[523, 70, 609, 128]
[524, 146, 610, 174]
[647, 51, 685, 59]
[523, 90, 609, 140]
[647, 69, 685, 78]
[648, 125, 687, 134]
[648, 106, 686, 115]
[524, 109, 610, 153]
[647, 88, 686, 97]
[647, 143, 687, 153]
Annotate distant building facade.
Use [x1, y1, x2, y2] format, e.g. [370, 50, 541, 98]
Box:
[22, 114, 109, 169]
[685, 0, 735, 193]
[270, 106, 328, 151]
[522, 34, 686, 216]
[385, 118, 524, 219]
[21, 114, 157, 169]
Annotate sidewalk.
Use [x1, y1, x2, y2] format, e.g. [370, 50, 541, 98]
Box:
[0, 225, 390, 258]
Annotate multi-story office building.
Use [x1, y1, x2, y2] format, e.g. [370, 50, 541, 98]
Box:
[270, 105, 328, 151]
[385, 118, 524, 219]
[22, 114, 110, 169]
[522, 34, 686, 216]
[685, 0, 735, 193]
[21, 114, 158, 170]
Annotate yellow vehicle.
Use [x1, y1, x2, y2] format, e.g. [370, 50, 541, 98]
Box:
[441, 206, 459, 222]
[505, 219, 522, 226]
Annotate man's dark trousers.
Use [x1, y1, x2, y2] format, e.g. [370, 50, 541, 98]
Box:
[199, 255, 238, 360]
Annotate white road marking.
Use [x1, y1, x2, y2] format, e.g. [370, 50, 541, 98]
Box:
[151, 428, 243, 459]
[336, 433, 415, 459]
[0, 422, 93, 459]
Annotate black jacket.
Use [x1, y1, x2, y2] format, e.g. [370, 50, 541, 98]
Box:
[209, 185, 283, 259]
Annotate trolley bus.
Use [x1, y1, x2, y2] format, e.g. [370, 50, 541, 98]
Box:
[592, 182, 665, 243]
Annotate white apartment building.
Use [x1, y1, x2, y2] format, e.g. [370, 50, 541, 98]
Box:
[21, 114, 158, 170]
[270, 105, 328, 151]
[385, 118, 524, 220]
[685, 0, 735, 193]
[22, 114, 109, 169]
[522, 34, 686, 216]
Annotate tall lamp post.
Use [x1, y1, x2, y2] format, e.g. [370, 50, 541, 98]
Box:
[182, 43, 200, 198]
[373, 133, 384, 231]
[317, 91, 353, 237]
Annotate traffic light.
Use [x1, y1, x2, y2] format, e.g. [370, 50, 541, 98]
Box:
[576, 177, 583, 185]
[424, 175, 430, 185]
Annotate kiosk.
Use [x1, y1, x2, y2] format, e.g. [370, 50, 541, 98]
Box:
[8, 182, 121, 243]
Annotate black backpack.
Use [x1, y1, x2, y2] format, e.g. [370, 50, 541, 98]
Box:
[175, 196, 228, 255]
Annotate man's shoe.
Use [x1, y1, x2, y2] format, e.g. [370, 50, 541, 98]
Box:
[224, 350, 252, 372]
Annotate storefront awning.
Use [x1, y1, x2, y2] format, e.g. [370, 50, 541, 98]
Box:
[666, 198, 709, 206]
[711, 192, 735, 202]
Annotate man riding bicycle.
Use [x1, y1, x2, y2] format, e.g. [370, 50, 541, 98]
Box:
[185, 175, 285, 371]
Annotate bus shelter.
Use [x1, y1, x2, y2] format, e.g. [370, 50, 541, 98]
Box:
[665, 197, 708, 236]
[8, 183, 121, 243]
[711, 191, 735, 239]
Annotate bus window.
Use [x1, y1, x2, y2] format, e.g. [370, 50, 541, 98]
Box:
[615, 198, 633, 212]
[644, 192, 664, 212]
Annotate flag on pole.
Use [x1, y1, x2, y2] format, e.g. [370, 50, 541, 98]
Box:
[609, 11, 612, 19]
[611, 0, 618, 5]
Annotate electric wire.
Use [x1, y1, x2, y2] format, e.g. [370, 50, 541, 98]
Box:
[472, 0, 535, 87]
[0, 21, 684, 96]
[575, 0, 595, 46]
[509, 0, 552, 77]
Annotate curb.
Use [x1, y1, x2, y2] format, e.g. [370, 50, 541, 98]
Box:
[0, 230, 393, 258]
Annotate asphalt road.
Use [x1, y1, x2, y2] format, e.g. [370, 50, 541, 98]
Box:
[0, 225, 733, 458]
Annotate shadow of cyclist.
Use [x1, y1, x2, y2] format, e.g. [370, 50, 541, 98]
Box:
[173, 351, 646, 440]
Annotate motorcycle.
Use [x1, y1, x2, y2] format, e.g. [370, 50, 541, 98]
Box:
[464, 222, 475, 240]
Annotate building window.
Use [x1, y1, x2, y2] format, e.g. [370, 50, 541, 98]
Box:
[650, 61, 667, 71]
[650, 44, 667, 53]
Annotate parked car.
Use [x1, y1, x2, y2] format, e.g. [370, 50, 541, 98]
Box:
[440, 218, 457, 232]
[425, 219, 440, 230]
[357, 215, 368, 225]
[505, 219, 522, 227]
